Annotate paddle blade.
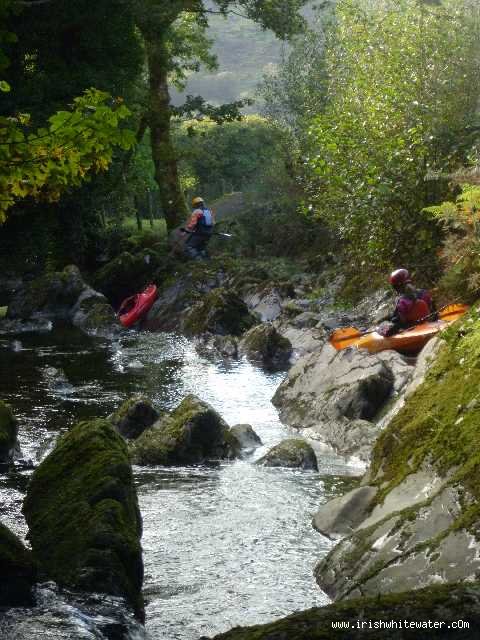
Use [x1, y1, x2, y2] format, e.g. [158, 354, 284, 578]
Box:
[439, 303, 469, 322]
[329, 327, 363, 350]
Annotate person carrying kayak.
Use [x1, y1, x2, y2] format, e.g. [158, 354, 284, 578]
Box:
[379, 268, 436, 337]
[182, 196, 215, 259]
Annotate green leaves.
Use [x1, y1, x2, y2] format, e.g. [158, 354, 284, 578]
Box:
[0, 88, 135, 223]
[305, 0, 480, 270]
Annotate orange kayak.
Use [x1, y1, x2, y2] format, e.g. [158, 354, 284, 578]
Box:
[354, 307, 468, 355]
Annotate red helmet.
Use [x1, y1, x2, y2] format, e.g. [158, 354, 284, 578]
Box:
[389, 268, 411, 287]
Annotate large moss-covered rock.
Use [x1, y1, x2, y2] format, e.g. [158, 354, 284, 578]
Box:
[200, 581, 480, 639]
[7, 265, 85, 320]
[6, 266, 117, 336]
[109, 395, 159, 440]
[0, 400, 18, 463]
[315, 305, 480, 601]
[132, 395, 241, 465]
[93, 250, 164, 306]
[183, 288, 257, 337]
[71, 288, 117, 335]
[0, 522, 36, 607]
[256, 438, 318, 471]
[240, 324, 292, 368]
[23, 419, 144, 619]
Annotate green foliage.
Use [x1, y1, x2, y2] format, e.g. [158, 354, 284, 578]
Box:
[4, 0, 144, 119]
[259, 4, 333, 133]
[0, 89, 135, 223]
[306, 0, 480, 272]
[174, 115, 289, 200]
[425, 185, 480, 301]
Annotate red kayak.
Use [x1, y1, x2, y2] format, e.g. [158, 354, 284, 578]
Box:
[118, 284, 157, 328]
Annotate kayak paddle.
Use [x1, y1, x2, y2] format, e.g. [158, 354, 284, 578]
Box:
[329, 302, 470, 351]
[180, 227, 233, 238]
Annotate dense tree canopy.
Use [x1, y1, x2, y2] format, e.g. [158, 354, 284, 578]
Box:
[306, 0, 480, 273]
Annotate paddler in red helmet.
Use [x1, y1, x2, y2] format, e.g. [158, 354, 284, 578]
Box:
[379, 268, 436, 337]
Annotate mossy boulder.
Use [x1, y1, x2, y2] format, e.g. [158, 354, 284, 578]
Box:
[6, 266, 117, 335]
[315, 305, 480, 600]
[93, 250, 165, 306]
[182, 288, 257, 337]
[7, 265, 86, 320]
[23, 419, 144, 619]
[109, 395, 159, 440]
[201, 581, 480, 639]
[256, 438, 318, 471]
[240, 324, 292, 368]
[132, 395, 241, 465]
[0, 400, 18, 463]
[71, 288, 118, 335]
[0, 522, 36, 607]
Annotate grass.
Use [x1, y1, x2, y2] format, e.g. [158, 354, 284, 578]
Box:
[122, 216, 167, 236]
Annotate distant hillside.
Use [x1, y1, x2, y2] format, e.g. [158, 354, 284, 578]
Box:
[171, 4, 318, 110]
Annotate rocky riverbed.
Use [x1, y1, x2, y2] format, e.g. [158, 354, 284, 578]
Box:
[2, 257, 480, 638]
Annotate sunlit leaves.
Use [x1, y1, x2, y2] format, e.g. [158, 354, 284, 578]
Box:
[0, 88, 135, 223]
[305, 0, 480, 270]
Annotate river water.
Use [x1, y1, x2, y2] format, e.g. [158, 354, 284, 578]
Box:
[0, 324, 360, 639]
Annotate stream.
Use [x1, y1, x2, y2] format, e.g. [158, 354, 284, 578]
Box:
[0, 324, 361, 639]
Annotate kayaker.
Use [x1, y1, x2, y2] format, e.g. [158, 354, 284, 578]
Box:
[182, 196, 215, 259]
[379, 268, 436, 336]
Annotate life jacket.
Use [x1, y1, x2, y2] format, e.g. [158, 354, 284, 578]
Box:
[396, 288, 432, 324]
[403, 297, 430, 323]
[188, 208, 213, 236]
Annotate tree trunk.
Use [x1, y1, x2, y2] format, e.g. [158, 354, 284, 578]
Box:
[144, 37, 187, 232]
[148, 190, 154, 228]
[134, 195, 143, 231]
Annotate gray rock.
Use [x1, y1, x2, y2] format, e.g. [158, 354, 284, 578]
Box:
[7, 265, 85, 320]
[315, 482, 480, 600]
[71, 287, 118, 336]
[109, 395, 159, 440]
[196, 334, 239, 359]
[376, 337, 442, 430]
[290, 311, 321, 329]
[256, 438, 318, 471]
[183, 288, 257, 337]
[132, 395, 241, 465]
[144, 277, 193, 332]
[272, 344, 410, 461]
[242, 287, 284, 322]
[275, 324, 327, 360]
[6, 266, 117, 336]
[230, 424, 262, 452]
[239, 323, 292, 368]
[312, 486, 378, 540]
[313, 317, 480, 603]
